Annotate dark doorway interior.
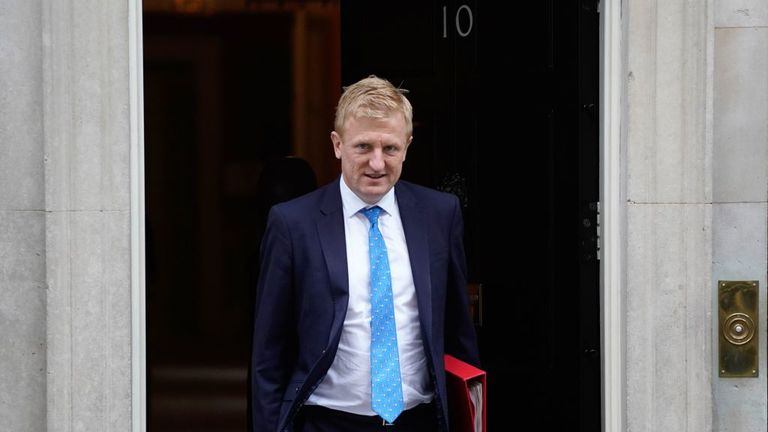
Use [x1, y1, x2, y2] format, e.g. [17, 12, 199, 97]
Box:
[144, 0, 599, 430]
[143, 3, 339, 431]
[340, 0, 600, 430]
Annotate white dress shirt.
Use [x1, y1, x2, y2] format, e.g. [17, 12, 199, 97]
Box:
[305, 177, 433, 414]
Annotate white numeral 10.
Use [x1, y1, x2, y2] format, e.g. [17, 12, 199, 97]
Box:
[443, 5, 474, 38]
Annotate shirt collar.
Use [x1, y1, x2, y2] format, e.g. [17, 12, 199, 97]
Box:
[340, 176, 397, 219]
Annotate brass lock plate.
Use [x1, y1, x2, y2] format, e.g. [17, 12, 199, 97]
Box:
[719, 280, 759, 377]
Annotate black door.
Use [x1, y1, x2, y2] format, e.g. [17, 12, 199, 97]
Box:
[341, 1, 600, 429]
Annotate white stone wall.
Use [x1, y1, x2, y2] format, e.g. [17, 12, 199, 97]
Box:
[1, 1, 135, 431]
[625, 0, 714, 430]
[712, 1, 768, 431]
[0, 1, 47, 431]
[626, 0, 768, 430]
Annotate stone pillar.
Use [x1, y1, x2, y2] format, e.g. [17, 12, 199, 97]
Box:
[42, 0, 134, 430]
[624, 0, 713, 430]
[0, 1, 46, 431]
[712, 1, 768, 431]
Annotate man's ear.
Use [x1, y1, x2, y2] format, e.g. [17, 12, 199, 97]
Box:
[403, 136, 413, 161]
[331, 131, 342, 160]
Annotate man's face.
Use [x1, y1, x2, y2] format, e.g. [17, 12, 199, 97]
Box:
[331, 113, 411, 204]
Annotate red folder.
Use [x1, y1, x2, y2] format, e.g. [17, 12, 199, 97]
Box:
[444, 354, 486, 432]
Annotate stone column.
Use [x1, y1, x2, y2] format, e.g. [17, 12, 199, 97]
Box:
[624, 0, 713, 430]
[0, 1, 46, 430]
[43, 0, 133, 430]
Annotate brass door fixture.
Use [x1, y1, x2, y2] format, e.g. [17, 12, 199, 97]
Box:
[718, 280, 759, 377]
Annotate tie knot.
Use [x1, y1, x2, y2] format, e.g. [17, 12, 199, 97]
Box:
[361, 206, 382, 225]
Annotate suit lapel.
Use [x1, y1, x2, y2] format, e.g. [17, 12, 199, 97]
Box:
[396, 183, 433, 344]
[317, 180, 349, 345]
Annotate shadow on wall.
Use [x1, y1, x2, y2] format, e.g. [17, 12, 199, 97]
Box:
[249, 156, 318, 308]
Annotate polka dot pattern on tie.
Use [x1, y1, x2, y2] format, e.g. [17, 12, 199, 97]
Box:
[361, 206, 404, 423]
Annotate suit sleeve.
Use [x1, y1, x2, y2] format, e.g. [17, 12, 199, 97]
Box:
[250, 206, 296, 431]
[444, 196, 481, 367]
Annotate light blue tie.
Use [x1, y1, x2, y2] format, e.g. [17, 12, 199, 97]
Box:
[361, 206, 404, 423]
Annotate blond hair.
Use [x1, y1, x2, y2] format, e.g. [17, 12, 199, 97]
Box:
[334, 75, 413, 137]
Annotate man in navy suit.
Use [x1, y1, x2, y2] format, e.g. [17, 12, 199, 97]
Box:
[250, 75, 479, 431]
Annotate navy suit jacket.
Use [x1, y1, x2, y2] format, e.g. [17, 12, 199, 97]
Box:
[250, 178, 480, 431]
